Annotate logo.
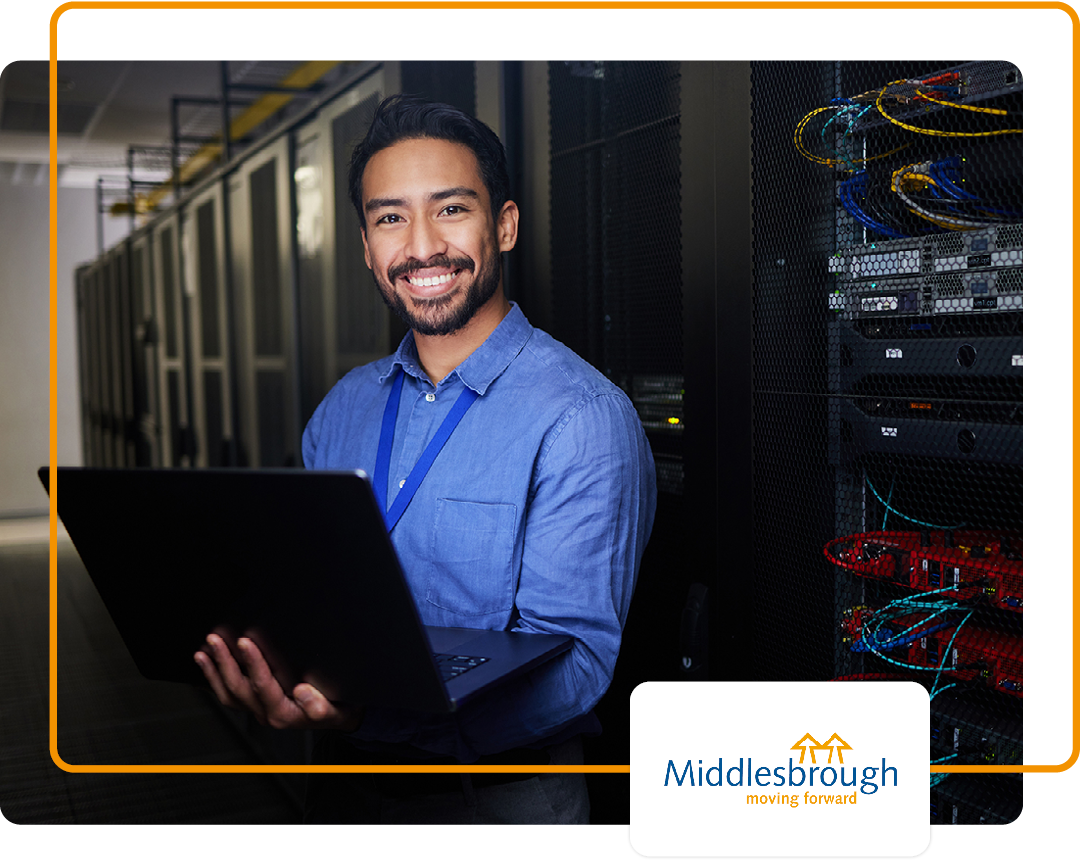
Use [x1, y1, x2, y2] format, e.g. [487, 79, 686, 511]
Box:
[662, 733, 899, 809]
[790, 732, 853, 764]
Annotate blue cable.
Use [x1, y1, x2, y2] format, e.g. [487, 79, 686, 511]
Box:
[838, 173, 907, 239]
[851, 619, 953, 653]
[856, 598, 962, 654]
[856, 592, 975, 676]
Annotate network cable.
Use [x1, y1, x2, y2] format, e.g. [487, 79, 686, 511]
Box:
[795, 68, 1022, 171]
[864, 472, 966, 531]
[891, 160, 1015, 231]
[837, 172, 909, 239]
[874, 78, 1023, 140]
[794, 104, 910, 168]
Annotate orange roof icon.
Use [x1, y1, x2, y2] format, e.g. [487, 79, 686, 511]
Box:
[790, 733, 822, 764]
[818, 733, 853, 764]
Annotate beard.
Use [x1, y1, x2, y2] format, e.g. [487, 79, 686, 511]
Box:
[373, 251, 502, 337]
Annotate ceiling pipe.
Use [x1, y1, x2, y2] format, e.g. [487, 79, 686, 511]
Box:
[111, 61, 340, 218]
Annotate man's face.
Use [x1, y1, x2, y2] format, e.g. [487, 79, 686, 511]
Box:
[360, 137, 518, 337]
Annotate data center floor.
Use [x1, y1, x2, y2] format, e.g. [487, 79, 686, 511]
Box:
[0, 525, 302, 824]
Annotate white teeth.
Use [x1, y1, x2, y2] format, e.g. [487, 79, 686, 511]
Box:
[410, 272, 454, 288]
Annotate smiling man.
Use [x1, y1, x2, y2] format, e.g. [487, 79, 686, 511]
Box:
[360, 132, 518, 381]
[195, 94, 657, 824]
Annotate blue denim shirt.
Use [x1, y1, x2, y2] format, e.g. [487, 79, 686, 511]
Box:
[302, 304, 657, 759]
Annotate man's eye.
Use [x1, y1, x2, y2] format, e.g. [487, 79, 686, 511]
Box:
[441, 205, 466, 216]
[376, 213, 402, 224]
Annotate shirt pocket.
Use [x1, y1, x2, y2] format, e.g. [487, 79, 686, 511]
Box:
[427, 498, 517, 618]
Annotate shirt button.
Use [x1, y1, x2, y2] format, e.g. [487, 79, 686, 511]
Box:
[425, 392, 436, 402]
[399, 479, 406, 488]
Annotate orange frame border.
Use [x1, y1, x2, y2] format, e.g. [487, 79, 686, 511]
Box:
[48, 0, 1077, 776]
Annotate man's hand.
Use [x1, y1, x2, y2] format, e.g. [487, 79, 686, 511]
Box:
[194, 634, 363, 733]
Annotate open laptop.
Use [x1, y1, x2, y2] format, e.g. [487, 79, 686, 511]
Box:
[39, 466, 571, 713]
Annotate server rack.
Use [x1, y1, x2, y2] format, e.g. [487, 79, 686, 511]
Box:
[183, 181, 235, 467]
[228, 135, 301, 467]
[750, 60, 1023, 824]
[293, 72, 389, 426]
[129, 227, 161, 467]
[74, 263, 99, 467]
[78, 247, 135, 469]
[150, 212, 193, 467]
[108, 242, 137, 467]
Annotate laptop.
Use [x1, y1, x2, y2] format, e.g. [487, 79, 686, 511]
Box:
[38, 466, 571, 713]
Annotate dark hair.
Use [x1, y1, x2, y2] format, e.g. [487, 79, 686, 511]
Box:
[348, 94, 510, 231]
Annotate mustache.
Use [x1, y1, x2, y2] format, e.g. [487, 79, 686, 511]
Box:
[388, 255, 475, 281]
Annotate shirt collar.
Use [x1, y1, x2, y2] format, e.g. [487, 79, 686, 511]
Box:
[379, 302, 533, 396]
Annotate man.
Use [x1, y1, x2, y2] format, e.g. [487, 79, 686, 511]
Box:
[195, 94, 656, 823]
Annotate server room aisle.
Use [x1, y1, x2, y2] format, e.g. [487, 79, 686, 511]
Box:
[0, 526, 303, 824]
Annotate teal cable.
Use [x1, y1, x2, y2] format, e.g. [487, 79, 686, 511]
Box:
[865, 473, 965, 531]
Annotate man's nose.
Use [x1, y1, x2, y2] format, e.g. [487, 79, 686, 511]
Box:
[404, 216, 447, 262]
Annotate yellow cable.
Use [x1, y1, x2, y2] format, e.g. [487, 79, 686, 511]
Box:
[875, 80, 1023, 138]
[897, 172, 938, 192]
[913, 88, 1009, 116]
[794, 106, 841, 165]
[891, 162, 997, 231]
[794, 104, 910, 167]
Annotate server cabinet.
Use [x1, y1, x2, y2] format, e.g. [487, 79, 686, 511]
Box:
[749, 60, 1023, 824]
[542, 62, 692, 688]
[75, 263, 103, 466]
[113, 242, 139, 467]
[520, 61, 723, 823]
[81, 245, 133, 468]
[151, 213, 192, 467]
[228, 135, 301, 467]
[74, 265, 92, 467]
[294, 70, 388, 424]
[182, 183, 235, 467]
[100, 244, 131, 467]
[129, 228, 162, 466]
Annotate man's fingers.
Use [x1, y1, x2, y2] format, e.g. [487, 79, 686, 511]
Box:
[294, 684, 364, 733]
[204, 634, 267, 721]
[198, 635, 355, 732]
[194, 649, 240, 709]
[293, 683, 332, 720]
[235, 638, 286, 697]
[236, 638, 306, 729]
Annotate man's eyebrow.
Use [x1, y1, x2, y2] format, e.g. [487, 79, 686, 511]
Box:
[365, 196, 406, 214]
[366, 187, 480, 213]
[429, 186, 480, 203]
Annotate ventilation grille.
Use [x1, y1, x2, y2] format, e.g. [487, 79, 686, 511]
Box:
[548, 60, 684, 494]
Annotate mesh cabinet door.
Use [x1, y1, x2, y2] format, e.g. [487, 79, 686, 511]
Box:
[751, 60, 1023, 825]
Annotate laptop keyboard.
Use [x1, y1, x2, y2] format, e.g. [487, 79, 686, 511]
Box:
[433, 653, 489, 681]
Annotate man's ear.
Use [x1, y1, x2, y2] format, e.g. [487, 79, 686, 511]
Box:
[497, 200, 519, 253]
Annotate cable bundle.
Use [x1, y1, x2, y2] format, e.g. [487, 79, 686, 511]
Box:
[795, 66, 1023, 239]
[849, 590, 974, 679]
[891, 156, 1022, 231]
[795, 70, 1023, 167]
[872, 75, 1023, 141]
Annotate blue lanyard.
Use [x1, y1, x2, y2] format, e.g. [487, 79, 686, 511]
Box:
[373, 367, 479, 532]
